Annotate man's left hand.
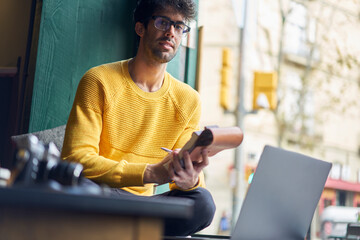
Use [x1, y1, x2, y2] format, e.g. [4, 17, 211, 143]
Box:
[168, 149, 209, 190]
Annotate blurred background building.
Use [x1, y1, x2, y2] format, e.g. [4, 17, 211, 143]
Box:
[198, 0, 360, 239]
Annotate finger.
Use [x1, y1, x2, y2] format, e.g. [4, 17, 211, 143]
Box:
[172, 152, 185, 173]
[194, 148, 209, 172]
[161, 152, 173, 166]
[183, 151, 194, 171]
[202, 148, 209, 163]
[162, 152, 172, 162]
[168, 162, 182, 182]
[162, 151, 175, 170]
[168, 161, 177, 179]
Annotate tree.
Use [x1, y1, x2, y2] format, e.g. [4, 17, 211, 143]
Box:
[257, 0, 360, 149]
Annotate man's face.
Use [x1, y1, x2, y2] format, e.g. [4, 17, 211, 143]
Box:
[140, 8, 185, 64]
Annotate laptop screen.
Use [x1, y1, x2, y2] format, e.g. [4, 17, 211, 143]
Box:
[231, 145, 332, 240]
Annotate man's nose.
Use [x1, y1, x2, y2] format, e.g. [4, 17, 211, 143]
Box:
[165, 25, 176, 38]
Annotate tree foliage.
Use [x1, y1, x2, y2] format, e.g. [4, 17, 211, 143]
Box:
[257, 0, 360, 149]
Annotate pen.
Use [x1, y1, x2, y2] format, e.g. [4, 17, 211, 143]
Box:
[161, 147, 173, 153]
[161, 147, 185, 169]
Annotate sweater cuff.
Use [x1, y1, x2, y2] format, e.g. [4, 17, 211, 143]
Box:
[169, 171, 206, 191]
[121, 163, 148, 186]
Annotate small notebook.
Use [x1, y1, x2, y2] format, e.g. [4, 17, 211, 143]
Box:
[178, 126, 244, 166]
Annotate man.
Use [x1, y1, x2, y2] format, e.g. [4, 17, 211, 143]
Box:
[61, 0, 215, 236]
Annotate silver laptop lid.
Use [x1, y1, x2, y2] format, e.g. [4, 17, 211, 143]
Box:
[231, 145, 332, 240]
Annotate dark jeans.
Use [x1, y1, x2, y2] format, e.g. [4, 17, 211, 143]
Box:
[81, 178, 216, 236]
[153, 187, 216, 236]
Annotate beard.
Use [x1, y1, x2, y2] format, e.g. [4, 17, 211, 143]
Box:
[152, 48, 176, 63]
[144, 36, 178, 64]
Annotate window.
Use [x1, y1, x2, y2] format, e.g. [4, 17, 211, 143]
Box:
[330, 163, 341, 180]
[337, 191, 346, 206]
[283, 72, 315, 136]
[341, 165, 350, 181]
[284, 1, 319, 61]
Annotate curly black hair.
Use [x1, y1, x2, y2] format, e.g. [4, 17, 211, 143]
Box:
[134, 0, 197, 26]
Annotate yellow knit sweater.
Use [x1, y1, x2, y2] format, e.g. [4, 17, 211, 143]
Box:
[61, 59, 205, 195]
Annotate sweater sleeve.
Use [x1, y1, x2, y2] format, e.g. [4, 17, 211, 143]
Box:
[61, 69, 147, 188]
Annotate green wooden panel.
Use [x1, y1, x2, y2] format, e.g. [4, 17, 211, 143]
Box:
[167, 46, 186, 81]
[184, 45, 198, 88]
[29, 0, 137, 132]
[166, 49, 181, 80]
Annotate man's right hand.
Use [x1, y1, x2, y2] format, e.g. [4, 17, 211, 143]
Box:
[143, 153, 172, 185]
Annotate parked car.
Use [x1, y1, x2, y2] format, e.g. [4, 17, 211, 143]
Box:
[320, 206, 360, 240]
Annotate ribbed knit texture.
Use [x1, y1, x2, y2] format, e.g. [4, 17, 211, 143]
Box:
[61, 59, 205, 195]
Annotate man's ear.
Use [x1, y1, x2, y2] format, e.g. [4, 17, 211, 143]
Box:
[135, 22, 145, 37]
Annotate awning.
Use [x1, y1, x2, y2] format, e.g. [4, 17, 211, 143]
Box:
[325, 178, 360, 193]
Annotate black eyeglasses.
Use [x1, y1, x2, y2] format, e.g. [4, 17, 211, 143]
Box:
[151, 16, 191, 36]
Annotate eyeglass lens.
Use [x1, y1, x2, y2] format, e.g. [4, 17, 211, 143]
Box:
[153, 17, 190, 35]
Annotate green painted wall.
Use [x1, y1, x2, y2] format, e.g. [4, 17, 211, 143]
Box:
[29, 0, 199, 133]
[29, 0, 137, 132]
[184, 45, 198, 88]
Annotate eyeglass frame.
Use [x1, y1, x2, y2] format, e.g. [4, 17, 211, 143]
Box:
[150, 16, 191, 36]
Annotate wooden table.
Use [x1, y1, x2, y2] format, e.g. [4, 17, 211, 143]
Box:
[0, 186, 194, 240]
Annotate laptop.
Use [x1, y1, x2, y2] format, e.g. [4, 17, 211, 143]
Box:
[165, 145, 332, 240]
[230, 145, 332, 239]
